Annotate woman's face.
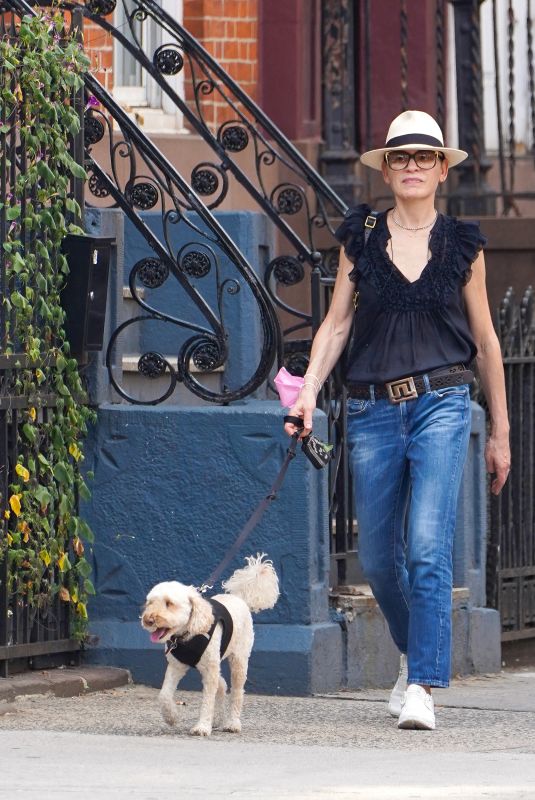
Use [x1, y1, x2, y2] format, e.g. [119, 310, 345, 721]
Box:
[381, 149, 449, 201]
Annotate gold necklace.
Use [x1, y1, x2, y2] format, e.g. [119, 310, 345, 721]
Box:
[392, 208, 438, 231]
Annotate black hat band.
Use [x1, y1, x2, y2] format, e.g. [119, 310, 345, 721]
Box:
[385, 133, 444, 148]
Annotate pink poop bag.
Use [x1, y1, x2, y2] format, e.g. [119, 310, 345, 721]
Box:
[274, 367, 304, 408]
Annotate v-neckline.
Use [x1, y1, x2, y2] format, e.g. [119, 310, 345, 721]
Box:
[380, 211, 441, 286]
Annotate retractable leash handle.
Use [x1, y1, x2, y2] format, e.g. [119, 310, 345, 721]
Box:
[284, 414, 306, 430]
[283, 415, 333, 470]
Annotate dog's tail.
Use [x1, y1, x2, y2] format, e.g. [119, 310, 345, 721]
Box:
[222, 553, 279, 613]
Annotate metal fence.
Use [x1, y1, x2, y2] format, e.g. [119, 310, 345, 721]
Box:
[0, 8, 84, 676]
[484, 287, 535, 640]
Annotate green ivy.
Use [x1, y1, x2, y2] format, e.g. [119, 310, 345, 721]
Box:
[0, 10, 94, 639]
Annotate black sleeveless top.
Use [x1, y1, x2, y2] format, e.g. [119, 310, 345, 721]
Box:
[334, 204, 487, 384]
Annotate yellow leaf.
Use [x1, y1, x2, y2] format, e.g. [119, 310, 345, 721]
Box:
[4, 510, 10, 519]
[19, 521, 31, 543]
[68, 442, 82, 462]
[76, 602, 88, 619]
[58, 552, 68, 571]
[15, 464, 30, 482]
[9, 494, 21, 516]
[71, 586, 79, 604]
[35, 368, 45, 384]
[15, 84, 23, 102]
[58, 586, 71, 603]
[7, 532, 13, 546]
[28, 407, 36, 422]
[39, 549, 51, 567]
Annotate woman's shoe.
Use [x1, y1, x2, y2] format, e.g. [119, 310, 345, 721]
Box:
[397, 683, 436, 730]
[388, 653, 408, 717]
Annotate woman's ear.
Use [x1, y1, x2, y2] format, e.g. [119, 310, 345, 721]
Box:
[381, 160, 391, 185]
[439, 157, 449, 182]
[187, 589, 214, 636]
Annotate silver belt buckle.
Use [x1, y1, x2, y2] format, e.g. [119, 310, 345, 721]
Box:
[386, 376, 418, 403]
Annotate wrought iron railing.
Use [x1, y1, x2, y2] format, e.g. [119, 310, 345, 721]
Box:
[10, 0, 282, 406]
[482, 286, 535, 641]
[74, 0, 350, 380]
[84, 72, 281, 404]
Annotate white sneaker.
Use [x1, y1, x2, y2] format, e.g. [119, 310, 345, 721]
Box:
[388, 653, 408, 717]
[398, 684, 436, 730]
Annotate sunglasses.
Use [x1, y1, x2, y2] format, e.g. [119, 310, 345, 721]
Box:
[385, 150, 445, 170]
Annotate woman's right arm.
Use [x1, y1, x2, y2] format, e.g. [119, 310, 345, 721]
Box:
[283, 248, 356, 437]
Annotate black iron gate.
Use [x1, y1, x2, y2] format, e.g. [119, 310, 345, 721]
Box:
[485, 287, 535, 641]
[0, 7, 86, 676]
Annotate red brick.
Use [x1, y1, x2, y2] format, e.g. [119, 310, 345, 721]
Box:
[185, 0, 204, 16]
[224, 40, 240, 60]
[236, 20, 253, 38]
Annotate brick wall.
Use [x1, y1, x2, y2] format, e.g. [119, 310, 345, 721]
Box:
[83, 17, 114, 93]
[184, 0, 259, 129]
[82, 1, 259, 128]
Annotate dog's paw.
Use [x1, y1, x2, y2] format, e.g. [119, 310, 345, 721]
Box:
[189, 722, 212, 737]
[222, 719, 242, 734]
[160, 703, 179, 727]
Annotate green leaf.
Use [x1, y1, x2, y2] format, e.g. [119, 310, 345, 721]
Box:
[37, 161, 55, 183]
[53, 462, 71, 485]
[6, 205, 21, 220]
[22, 423, 37, 444]
[78, 480, 91, 501]
[76, 557, 92, 578]
[65, 198, 81, 216]
[67, 224, 85, 235]
[59, 493, 70, 519]
[83, 578, 96, 595]
[69, 162, 87, 180]
[10, 291, 27, 310]
[77, 519, 94, 544]
[34, 485, 52, 509]
[51, 426, 64, 449]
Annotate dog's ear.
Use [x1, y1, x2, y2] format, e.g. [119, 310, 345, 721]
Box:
[187, 589, 214, 636]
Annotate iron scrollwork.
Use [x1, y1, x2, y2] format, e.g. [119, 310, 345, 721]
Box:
[81, 71, 280, 404]
[81, 0, 347, 265]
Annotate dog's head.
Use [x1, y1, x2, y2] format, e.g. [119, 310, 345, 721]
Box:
[141, 581, 214, 644]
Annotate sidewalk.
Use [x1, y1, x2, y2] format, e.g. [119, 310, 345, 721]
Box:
[1, 666, 534, 799]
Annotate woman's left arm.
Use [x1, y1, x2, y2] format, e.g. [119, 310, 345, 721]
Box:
[463, 250, 510, 495]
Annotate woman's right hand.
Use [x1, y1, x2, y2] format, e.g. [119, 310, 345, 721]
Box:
[283, 386, 318, 438]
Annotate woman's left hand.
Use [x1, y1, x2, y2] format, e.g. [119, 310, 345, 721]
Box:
[485, 432, 511, 495]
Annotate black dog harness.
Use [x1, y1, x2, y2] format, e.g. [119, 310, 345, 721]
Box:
[165, 599, 234, 668]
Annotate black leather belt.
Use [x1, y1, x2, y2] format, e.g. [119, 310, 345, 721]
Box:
[347, 364, 474, 404]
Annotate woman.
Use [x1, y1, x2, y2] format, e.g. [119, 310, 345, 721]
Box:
[284, 110, 510, 730]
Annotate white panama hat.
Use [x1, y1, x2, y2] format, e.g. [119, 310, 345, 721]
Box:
[360, 110, 468, 170]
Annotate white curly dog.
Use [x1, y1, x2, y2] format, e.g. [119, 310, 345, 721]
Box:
[141, 554, 279, 737]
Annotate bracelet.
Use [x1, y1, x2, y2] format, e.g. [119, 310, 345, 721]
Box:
[303, 373, 322, 392]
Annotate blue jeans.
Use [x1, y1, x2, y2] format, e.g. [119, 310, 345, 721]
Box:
[346, 382, 471, 687]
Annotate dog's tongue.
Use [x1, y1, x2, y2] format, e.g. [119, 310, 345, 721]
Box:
[150, 628, 167, 643]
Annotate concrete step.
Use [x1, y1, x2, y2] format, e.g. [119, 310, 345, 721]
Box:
[0, 666, 131, 705]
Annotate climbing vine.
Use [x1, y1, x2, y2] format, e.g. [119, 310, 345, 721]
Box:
[0, 9, 94, 638]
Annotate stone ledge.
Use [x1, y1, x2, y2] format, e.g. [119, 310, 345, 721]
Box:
[0, 666, 131, 703]
[331, 584, 470, 616]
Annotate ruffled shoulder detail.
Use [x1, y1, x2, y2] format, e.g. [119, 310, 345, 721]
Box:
[334, 204, 371, 265]
[451, 218, 487, 285]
